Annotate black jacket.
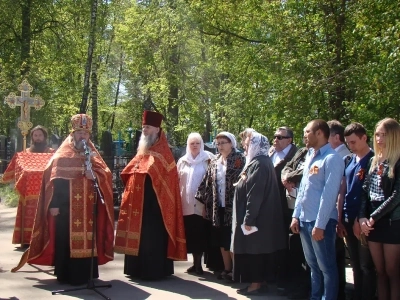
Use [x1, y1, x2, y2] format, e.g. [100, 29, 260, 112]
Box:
[281, 147, 308, 185]
[268, 144, 298, 214]
[359, 158, 400, 222]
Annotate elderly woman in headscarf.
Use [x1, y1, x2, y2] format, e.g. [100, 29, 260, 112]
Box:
[196, 131, 245, 280]
[177, 133, 215, 275]
[232, 131, 286, 295]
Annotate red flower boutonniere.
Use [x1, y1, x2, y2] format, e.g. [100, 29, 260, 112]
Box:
[356, 168, 365, 180]
[234, 158, 242, 168]
[309, 165, 319, 175]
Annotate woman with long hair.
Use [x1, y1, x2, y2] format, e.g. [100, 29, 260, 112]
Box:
[177, 133, 214, 275]
[359, 118, 400, 300]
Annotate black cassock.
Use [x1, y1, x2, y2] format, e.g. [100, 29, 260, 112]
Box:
[50, 179, 98, 285]
[124, 176, 173, 280]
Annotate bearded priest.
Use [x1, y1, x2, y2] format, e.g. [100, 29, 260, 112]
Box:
[115, 110, 187, 280]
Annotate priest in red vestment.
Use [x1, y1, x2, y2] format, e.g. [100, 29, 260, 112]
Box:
[26, 125, 55, 153]
[12, 114, 114, 286]
[114, 110, 187, 280]
[1, 125, 55, 246]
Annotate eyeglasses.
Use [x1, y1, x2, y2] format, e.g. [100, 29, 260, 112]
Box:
[273, 135, 290, 140]
[215, 141, 231, 146]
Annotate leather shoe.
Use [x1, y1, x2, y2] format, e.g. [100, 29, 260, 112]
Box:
[236, 286, 249, 293]
[187, 265, 204, 275]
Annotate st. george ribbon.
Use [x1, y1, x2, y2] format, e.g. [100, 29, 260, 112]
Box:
[82, 139, 105, 204]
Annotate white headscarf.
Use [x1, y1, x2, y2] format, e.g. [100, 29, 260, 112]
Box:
[181, 132, 210, 165]
[216, 131, 237, 149]
[245, 131, 270, 166]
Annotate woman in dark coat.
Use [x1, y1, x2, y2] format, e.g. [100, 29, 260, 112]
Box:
[232, 131, 286, 295]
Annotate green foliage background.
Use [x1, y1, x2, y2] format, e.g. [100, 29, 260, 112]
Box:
[1, 0, 399, 146]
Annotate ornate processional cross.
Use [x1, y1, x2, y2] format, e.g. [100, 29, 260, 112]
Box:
[4, 80, 45, 151]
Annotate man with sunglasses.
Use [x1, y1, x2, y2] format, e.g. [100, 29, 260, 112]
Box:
[268, 126, 298, 293]
[269, 127, 298, 224]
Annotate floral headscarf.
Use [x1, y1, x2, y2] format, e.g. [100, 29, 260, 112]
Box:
[245, 131, 270, 166]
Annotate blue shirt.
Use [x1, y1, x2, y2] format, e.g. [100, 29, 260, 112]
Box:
[293, 143, 344, 229]
[343, 151, 374, 220]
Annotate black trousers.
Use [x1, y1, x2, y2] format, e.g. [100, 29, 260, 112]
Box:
[336, 236, 346, 300]
[343, 219, 376, 300]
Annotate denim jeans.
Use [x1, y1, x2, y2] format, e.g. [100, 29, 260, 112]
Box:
[343, 218, 376, 300]
[300, 219, 338, 300]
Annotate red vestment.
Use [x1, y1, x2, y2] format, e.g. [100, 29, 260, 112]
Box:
[114, 131, 187, 260]
[12, 135, 114, 271]
[1, 152, 53, 244]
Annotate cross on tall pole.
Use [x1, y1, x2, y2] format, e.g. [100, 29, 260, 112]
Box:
[4, 80, 45, 151]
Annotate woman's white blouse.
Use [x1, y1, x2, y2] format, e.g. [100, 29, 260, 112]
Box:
[216, 157, 227, 208]
[177, 159, 209, 216]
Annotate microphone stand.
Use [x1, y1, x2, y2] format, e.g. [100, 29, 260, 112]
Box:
[52, 140, 112, 299]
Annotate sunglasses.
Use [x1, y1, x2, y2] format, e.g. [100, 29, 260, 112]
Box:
[274, 135, 290, 140]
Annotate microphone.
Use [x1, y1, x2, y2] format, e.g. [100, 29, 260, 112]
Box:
[82, 139, 90, 156]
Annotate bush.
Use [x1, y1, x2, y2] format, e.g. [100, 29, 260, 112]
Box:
[0, 183, 19, 207]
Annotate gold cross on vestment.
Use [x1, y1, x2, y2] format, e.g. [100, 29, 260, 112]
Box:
[120, 209, 127, 215]
[74, 193, 82, 201]
[89, 194, 94, 202]
[4, 80, 45, 151]
[135, 185, 141, 191]
[133, 209, 140, 217]
[89, 219, 93, 226]
[74, 219, 82, 227]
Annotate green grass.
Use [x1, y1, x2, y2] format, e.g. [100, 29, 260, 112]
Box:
[0, 183, 19, 207]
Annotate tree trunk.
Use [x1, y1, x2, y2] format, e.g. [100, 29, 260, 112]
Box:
[20, 0, 32, 77]
[110, 51, 123, 131]
[79, 0, 98, 113]
[91, 61, 99, 144]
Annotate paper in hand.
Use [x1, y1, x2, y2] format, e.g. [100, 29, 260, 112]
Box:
[241, 224, 258, 235]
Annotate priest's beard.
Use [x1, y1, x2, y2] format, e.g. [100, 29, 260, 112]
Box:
[74, 139, 85, 150]
[137, 133, 158, 155]
[29, 141, 48, 153]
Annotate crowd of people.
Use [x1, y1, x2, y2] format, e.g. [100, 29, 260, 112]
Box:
[4, 111, 400, 300]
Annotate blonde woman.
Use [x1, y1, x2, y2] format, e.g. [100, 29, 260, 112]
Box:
[359, 118, 400, 300]
[177, 133, 214, 275]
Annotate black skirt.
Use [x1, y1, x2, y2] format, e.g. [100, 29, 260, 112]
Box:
[203, 221, 224, 271]
[368, 218, 400, 244]
[183, 214, 207, 254]
[208, 207, 232, 251]
[234, 253, 270, 283]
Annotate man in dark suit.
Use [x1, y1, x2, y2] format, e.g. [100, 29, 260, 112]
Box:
[268, 126, 298, 292]
[269, 126, 298, 226]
